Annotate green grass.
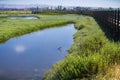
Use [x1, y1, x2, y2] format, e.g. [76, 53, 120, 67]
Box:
[44, 16, 120, 80]
[39, 12, 66, 15]
[0, 14, 120, 80]
[0, 14, 80, 43]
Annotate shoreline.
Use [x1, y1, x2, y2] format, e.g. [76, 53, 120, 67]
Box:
[0, 14, 119, 80]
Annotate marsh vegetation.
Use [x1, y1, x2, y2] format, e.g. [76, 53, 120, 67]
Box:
[0, 14, 120, 80]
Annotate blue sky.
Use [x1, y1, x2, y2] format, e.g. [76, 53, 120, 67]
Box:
[0, 0, 120, 8]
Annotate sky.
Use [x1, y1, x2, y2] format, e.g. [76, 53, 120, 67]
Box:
[0, 0, 120, 8]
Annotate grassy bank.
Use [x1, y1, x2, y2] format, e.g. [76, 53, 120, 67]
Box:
[44, 16, 120, 80]
[0, 14, 119, 79]
[0, 14, 80, 43]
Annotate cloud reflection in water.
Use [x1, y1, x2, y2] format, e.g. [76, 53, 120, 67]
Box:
[14, 45, 26, 53]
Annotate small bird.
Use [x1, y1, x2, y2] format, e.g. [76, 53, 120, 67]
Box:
[58, 47, 62, 52]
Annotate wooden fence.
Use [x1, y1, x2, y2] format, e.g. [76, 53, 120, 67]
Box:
[92, 9, 120, 40]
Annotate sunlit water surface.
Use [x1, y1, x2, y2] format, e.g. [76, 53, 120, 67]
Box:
[0, 24, 76, 80]
[8, 16, 39, 19]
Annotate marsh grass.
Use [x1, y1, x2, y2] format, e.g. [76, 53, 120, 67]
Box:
[44, 16, 120, 80]
[39, 12, 66, 15]
[0, 14, 78, 43]
[0, 14, 119, 79]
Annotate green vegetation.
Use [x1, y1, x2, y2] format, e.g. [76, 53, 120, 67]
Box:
[40, 12, 66, 15]
[0, 14, 79, 43]
[0, 14, 119, 79]
[44, 16, 120, 80]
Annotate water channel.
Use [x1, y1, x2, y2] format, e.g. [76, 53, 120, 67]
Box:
[8, 16, 39, 19]
[0, 24, 76, 80]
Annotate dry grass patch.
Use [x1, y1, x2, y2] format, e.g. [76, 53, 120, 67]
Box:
[102, 64, 120, 80]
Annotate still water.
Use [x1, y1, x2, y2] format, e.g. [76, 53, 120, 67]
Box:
[8, 16, 39, 19]
[0, 24, 76, 80]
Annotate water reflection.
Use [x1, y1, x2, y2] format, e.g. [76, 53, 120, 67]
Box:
[8, 16, 39, 19]
[14, 45, 26, 53]
[0, 24, 76, 80]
